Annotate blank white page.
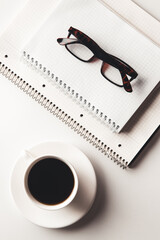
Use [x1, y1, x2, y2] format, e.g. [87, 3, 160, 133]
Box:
[23, 0, 160, 132]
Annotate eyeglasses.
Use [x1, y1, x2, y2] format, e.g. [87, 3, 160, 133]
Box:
[57, 26, 138, 93]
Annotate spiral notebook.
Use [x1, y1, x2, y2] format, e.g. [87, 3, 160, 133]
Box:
[0, 0, 159, 168]
[22, 0, 160, 133]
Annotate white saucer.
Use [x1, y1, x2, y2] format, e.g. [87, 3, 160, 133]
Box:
[11, 142, 97, 228]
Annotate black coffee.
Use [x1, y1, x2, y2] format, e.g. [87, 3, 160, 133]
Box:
[27, 157, 74, 205]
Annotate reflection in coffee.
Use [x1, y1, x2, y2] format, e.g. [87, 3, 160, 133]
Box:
[27, 157, 74, 205]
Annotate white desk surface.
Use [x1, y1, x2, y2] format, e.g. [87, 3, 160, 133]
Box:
[0, 1, 160, 240]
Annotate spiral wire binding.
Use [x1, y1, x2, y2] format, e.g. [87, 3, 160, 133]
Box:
[23, 51, 120, 132]
[0, 61, 128, 168]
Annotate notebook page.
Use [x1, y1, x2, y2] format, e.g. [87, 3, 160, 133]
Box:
[133, 0, 160, 21]
[99, 0, 160, 47]
[23, 0, 160, 132]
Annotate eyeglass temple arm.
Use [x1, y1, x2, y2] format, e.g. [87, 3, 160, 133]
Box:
[57, 37, 80, 45]
[120, 70, 133, 93]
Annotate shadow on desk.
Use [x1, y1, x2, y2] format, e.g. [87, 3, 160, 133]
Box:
[66, 164, 107, 230]
[50, 159, 108, 231]
[129, 125, 160, 168]
[122, 82, 160, 133]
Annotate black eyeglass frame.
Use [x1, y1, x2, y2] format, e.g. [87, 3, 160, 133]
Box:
[57, 26, 138, 92]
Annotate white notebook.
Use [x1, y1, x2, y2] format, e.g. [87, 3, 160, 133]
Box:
[0, 0, 159, 168]
[22, 0, 160, 132]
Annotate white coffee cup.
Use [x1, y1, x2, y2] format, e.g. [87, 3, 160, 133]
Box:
[23, 152, 78, 211]
[11, 142, 97, 228]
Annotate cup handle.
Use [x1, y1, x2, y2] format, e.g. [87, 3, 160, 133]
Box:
[23, 150, 36, 161]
